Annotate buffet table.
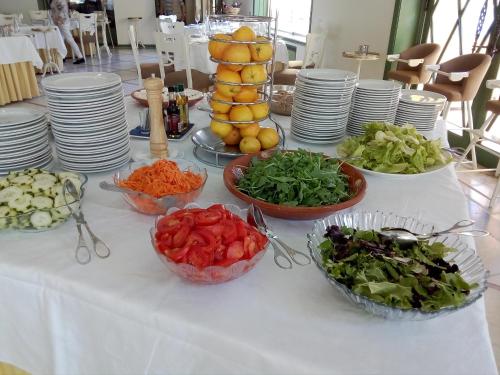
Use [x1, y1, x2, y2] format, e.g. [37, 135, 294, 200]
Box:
[0, 36, 42, 106]
[0, 97, 497, 374]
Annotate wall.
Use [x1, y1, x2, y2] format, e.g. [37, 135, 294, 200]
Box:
[310, 0, 396, 79]
[113, 0, 156, 45]
[0, 0, 39, 23]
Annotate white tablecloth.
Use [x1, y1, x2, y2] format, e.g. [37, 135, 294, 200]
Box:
[17, 25, 67, 58]
[0, 35, 43, 68]
[185, 33, 289, 74]
[0, 97, 497, 374]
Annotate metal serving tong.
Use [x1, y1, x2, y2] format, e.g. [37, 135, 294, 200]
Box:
[63, 179, 111, 265]
[247, 204, 311, 269]
[380, 219, 489, 245]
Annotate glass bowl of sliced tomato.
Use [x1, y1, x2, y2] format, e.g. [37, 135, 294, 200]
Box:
[150, 203, 269, 284]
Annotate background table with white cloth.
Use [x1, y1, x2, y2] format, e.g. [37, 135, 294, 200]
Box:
[0, 35, 41, 106]
[17, 25, 67, 72]
[0, 97, 497, 374]
[183, 28, 289, 74]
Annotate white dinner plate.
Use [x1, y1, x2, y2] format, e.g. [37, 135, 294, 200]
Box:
[298, 69, 357, 82]
[42, 72, 122, 91]
[0, 108, 46, 127]
[356, 79, 402, 91]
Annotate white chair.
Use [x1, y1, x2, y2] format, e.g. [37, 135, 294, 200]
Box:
[94, 11, 111, 57]
[154, 23, 193, 88]
[288, 33, 326, 69]
[456, 79, 500, 208]
[129, 23, 144, 87]
[30, 10, 49, 25]
[78, 13, 100, 63]
[157, 16, 173, 33]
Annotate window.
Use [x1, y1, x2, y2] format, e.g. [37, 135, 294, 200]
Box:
[268, 0, 311, 42]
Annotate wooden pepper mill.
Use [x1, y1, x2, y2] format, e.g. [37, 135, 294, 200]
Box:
[144, 76, 168, 159]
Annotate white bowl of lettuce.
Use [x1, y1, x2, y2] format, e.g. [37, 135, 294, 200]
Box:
[337, 123, 452, 177]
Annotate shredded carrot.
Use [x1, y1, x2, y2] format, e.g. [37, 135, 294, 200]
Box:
[118, 160, 204, 198]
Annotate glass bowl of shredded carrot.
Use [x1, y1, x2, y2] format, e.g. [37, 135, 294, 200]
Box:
[112, 159, 208, 215]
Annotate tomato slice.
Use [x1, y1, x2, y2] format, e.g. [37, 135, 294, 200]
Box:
[185, 231, 206, 247]
[214, 258, 238, 267]
[187, 246, 214, 268]
[235, 220, 247, 239]
[181, 213, 195, 228]
[204, 223, 225, 238]
[214, 244, 227, 261]
[165, 246, 190, 262]
[227, 240, 245, 260]
[172, 224, 190, 248]
[195, 211, 222, 226]
[157, 217, 181, 234]
[195, 228, 216, 250]
[243, 235, 258, 258]
[221, 220, 238, 245]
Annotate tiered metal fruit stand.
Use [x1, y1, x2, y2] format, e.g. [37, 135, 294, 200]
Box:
[192, 14, 285, 168]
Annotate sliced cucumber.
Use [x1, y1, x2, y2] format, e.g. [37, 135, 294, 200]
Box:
[19, 184, 33, 194]
[26, 168, 41, 176]
[32, 179, 55, 193]
[31, 196, 53, 209]
[0, 186, 23, 203]
[33, 173, 57, 183]
[30, 211, 52, 229]
[51, 183, 63, 197]
[0, 177, 9, 189]
[54, 194, 73, 216]
[50, 208, 68, 220]
[8, 194, 33, 212]
[58, 172, 80, 181]
[6, 171, 19, 181]
[11, 175, 34, 185]
[0, 206, 10, 217]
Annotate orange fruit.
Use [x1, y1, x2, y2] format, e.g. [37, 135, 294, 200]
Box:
[208, 33, 232, 59]
[250, 36, 273, 61]
[210, 91, 232, 114]
[215, 69, 242, 97]
[223, 128, 242, 145]
[216, 64, 232, 75]
[249, 102, 269, 120]
[239, 122, 261, 137]
[229, 105, 253, 122]
[240, 64, 267, 84]
[232, 26, 256, 42]
[222, 44, 251, 64]
[210, 113, 233, 138]
[239, 137, 261, 153]
[257, 127, 280, 149]
[233, 87, 259, 103]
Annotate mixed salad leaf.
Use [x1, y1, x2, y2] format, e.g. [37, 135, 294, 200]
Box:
[319, 225, 477, 312]
[337, 123, 451, 174]
[237, 150, 352, 206]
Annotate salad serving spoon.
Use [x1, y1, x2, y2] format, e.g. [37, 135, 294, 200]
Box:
[247, 204, 311, 269]
[380, 219, 489, 244]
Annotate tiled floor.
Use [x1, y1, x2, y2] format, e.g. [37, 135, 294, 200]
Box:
[5, 47, 500, 371]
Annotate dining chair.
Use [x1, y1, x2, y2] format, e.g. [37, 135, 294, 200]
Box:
[288, 33, 326, 69]
[273, 33, 326, 86]
[94, 11, 112, 57]
[76, 13, 100, 63]
[154, 29, 192, 88]
[424, 53, 491, 167]
[157, 16, 174, 33]
[29, 10, 49, 25]
[387, 43, 441, 88]
[455, 79, 500, 207]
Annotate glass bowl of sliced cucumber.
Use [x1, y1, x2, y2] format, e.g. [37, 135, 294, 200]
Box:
[0, 168, 87, 232]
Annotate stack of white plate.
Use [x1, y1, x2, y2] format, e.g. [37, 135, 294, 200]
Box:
[0, 108, 52, 175]
[395, 89, 447, 131]
[291, 69, 357, 144]
[42, 72, 130, 173]
[347, 80, 402, 136]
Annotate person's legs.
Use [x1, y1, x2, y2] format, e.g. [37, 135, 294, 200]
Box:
[59, 22, 84, 60]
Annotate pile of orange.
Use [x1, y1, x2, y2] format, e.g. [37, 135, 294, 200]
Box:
[208, 26, 279, 153]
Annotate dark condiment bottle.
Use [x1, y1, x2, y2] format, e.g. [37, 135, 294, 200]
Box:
[166, 86, 180, 135]
[176, 84, 189, 132]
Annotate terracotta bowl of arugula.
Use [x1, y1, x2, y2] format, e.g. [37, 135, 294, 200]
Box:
[223, 149, 367, 220]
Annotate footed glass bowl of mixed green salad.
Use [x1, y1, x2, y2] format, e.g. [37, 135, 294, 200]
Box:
[0, 168, 87, 231]
[307, 211, 488, 320]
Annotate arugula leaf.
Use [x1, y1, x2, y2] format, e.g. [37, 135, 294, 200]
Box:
[237, 150, 352, 206]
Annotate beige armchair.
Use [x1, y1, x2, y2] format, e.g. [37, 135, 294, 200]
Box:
[387, 43, 440, 88]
